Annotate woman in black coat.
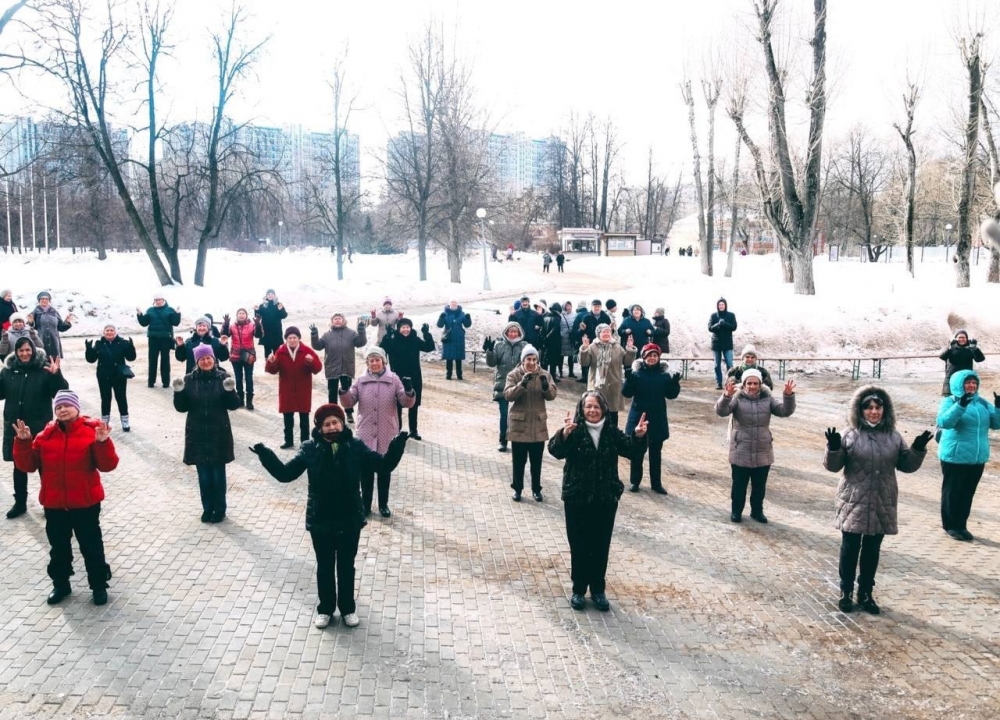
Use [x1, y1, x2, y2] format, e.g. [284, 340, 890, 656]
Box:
[651, 308, 670, 354]
[0, 337, 68, 518]
[380, 318, 435, 440]
[172, 343, 241, 523]
[540, 303, 564, 382]
[254, 290, 288, 358]
[622, 344, 681, 494]
[939, 330, 985, 396]
[547, 391, 648, 612]
[0, 289, 18, 330]
[250, 404, 408, 630]
[85, 324, 137, 431]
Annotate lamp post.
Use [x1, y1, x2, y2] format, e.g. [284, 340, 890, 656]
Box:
[945, 222, 953, 262]
[476, 208, 491, 291]
[278, 220, 284, 247]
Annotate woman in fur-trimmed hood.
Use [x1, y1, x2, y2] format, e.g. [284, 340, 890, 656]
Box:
[621, 344, 681, 494]
[823, 385, 932, 615]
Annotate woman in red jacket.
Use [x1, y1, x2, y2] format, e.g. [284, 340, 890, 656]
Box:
[14, 389, 119, 606]
[221, 308, 261, 410]
[265, 326, 323, 449]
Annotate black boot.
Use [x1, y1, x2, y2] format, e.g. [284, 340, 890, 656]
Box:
[237, 391, 245, 408]
[280, 428, 294, 450]
[857, 591, 880, 615]
[245, 393, 254, 411]
[6, 500, 26, 519]
[838, 591, 854, 613]
[47, 583, 71, 605]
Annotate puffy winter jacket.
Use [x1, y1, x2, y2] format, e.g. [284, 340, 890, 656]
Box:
[503, 365, 557, 443]
[708, 301, 737, 352]
[310, 324, 366, 379]
[0, 343, 68, 461]
[339, 369, 415, 454]
[380, 327, 434, 405]
[936, 369, 1000, 465]
[715, 386, 795, 468]
[437, 306, 472, 361]
[255, 300, 288, 347]
[651, 315, 671, 354]
[486, 323, 525, 400]
[618, 309, 654, 346]
[14, 417, 119, 509]
[221, 318, 261, 363]
[85, 335, 137, 380]
[137, 304, 181, 339]
[622, 359, 681, 444]
[264, 344, 323, 414]
[173, 367, 241, 465]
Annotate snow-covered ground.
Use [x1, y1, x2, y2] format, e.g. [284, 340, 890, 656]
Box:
[2, 247, 998, 366]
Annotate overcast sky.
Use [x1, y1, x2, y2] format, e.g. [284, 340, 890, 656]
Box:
[8, 0, 999, 184]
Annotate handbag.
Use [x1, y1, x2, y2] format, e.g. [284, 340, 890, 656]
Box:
[440, 327, 452, 343]
[239, 349, 256, 365]
[118, 364, 135, 379]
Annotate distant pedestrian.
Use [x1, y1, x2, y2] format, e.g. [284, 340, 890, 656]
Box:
[542, 252, 552, 273]
[137, 293, 181, 389]
[505, 245, 514, 262]
[556, 252, 565, 272]
[437, 300, 472, 380]
[84, 324, 137, 431]
[708, 297, 737, 389]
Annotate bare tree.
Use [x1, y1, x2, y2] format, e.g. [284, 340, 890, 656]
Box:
[980, 95, 1000, 282]
[701, 73, 722, 275]
[830, 126, 891, 259]
[893, 81, 920, 277]
[956, 32, 986, 288]
[680, 77, 707, 256]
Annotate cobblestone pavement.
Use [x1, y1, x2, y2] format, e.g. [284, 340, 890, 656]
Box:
[1, 338, 999, 720]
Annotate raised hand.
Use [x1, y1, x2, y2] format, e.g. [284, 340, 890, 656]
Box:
[276, 303, 284, 310]
[634, 412, 648, 437]
[222, 376, 236, 392]
[309, 323, 317, 331]
[959, 393, 974, 407]
[95, 421, 111, 443]
[66, 313, 77, 323]
[623, 328, 632, 335]
[401, 376, 413, 393]
[646, 329, 652, 336]
[175, 336, 184, 346]
[220, 335, 229, 345]
[84, 338, 93, 351]
[339, 374, 352, 393]
[172, 377, 186, 392]
[562, 411, 577, 438]
[724, 379, 737, 397]
[13, 419, 31, 441]
[783, 379, 796, 396]
[540, 374, 549, 392]
[421, 323, 430, 335]
[670, 372, 681, 384]
[304, 354, 314, 363]
[266, 353, 276, 364]
[371, 308, 377, 319]
[45, 357, 61, 374]
[825, 427, 841, 451]
[223, 313, 230, 324]
[581, 335, 590, 348]
[135, 306, 142, 314]
[625, 335, 635, 350]
[911, 430, 933, 452]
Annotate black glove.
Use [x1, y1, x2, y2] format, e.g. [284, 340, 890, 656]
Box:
[223, 314, 230, 324]
[128, 337, 135, 345]
[357, 320, 365, 333]
[911, 431, 933, 452]
[84, 339, 93, 350]
[421, 323, 430, 334]
[520, 373, 533, 387]
[994, 391, 1000, 408]
[671, 372, 682, 384]
[959, 393, 974, 407]
[381, 432, 409, 473]
[970, 339, 978, 346]
[623, 367, 633, 380]
[339, 374, 352, 393]
[825, 427, 842, 451]
[482, 336, 495, 352]
[402, 376, 413, 393]
[309, 323, 317, 332]
[540, 375, 549, 392]
[248, 443, 267, 456]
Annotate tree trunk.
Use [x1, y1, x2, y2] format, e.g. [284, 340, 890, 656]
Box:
[418, 224, 428, 281]
[165, 247, 182, 283]
[725, 133, 741, 278]
[990, 247, 1000, 283]
[956, 35, 984, 289]
[194, 241, 208, 287]
[447, 248, 462, 283]
[780, 244, 794, 284]
[791, 245, 815, 294]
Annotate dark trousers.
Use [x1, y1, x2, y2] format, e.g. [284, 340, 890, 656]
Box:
[497, 398, 509, 442]
[232, 360, 254, 397]
[325, 379, 354, 418]
[310, 529, 361, 615]
[261, 339, 281, 358]
[511, 441, 544, 492]
[839, 531, 884, 594]
[446, 359, 463, 379]
[97, 374, 129, 417]
[731, 465, 771, 515]
[544, 357, 561, 378]
[580, 363, 589, 383]
[557, 263, 564, 272]
[940, 461, 985, 531]
[630, 439, 664, 488]
[606, 411, 619, 429]
[147, 337, 173, 386]
[284, 412, 309, 443]
[44, 503, 110, 590]
[396, 404, 419, 434]
[561, 355, 574, 376]
[565, 501, 617, 595]
[543, 264, 550, 273]
[196, 464, 227, 515]
[362, 469, 392, 511]
[12, 467, 28, 503]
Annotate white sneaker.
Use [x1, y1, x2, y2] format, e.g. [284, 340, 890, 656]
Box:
[314, 613, 332, 628]
[343, 613, 360, 627]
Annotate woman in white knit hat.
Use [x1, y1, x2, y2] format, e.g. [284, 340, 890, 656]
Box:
[502, 344, 557, 502]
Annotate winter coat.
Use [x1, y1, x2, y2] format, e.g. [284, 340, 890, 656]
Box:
[651, 315, 670, 354]
[380, 327, 434, 406]
[14, 417, 118, 510]
[254, 426, 374, 535]
[0, 326, 40, 357]
[503, 365, 557, 443]
[310, 324, 367, 379]
[508, 307, 543, 347]
[254, 300, 287, 347]
[137, 304, 181, 339]
[339, 369, 415, 454]
[556, 253, 565, 266]
[936, 369, 1000, 465]
[540, 309, 563, 363]
[622, 359, 681, 444]
[580, 339, 636, 412]
[708, 306, 737, 352]
[618, 312, 654, 347]
[715, 386, 795, 467]
[220, 318, 261, 363]
[175, 332, 230, 373]
[264, 344, 323, 414]
[369, 309, 401, 343]
[727, 363, 774, 390]
[85, 335, 137, 381]
[31, 304, 72, 359]
[542, 252, 552, 266]
[0, 345, 68, 462]
[173, 366, 241, 465]
[436, 305, 472, 361]
[0, 298, 18, 330]
[939, 338, 985, 394]
[559, 311, 575, 357]
[547, 399, 647, 504]
[580, 311, 612, 343]
[487, 323, 526, 401]
[823, 385, 926, 535]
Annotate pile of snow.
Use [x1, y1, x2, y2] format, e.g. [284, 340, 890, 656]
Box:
[2, 247, 998, 370]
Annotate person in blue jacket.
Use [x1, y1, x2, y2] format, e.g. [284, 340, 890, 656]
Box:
[936, 369, 1000, 542]
[622, 343, 681, 494]
[436, 300, 472, 380]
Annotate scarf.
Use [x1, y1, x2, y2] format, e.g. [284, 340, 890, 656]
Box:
[287, 345, 299, 361]
[585, 419, 605, 449]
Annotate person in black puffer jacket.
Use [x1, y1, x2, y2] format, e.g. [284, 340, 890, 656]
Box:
[175, 316, 230, 373]
[137, 293, 181, 388]
[939, 330, 985, 396]
[540, 302, 563, 382]
[380, 318, 435, 440]
[255, 290, 288, 358]
[708, 297, 738, 389]
[251, 403, 408, 630]
[622, 344, 681, 494]
[84, 323, 137, 431]
[547, 390, 648, 613]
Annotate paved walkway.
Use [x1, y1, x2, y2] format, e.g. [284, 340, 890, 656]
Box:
[0, 342, 998, 719]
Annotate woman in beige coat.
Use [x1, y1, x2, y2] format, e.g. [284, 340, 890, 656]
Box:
[580, 323, 635, 427]
[503, 344, 557, 502]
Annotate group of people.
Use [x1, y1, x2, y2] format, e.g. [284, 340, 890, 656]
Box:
[1, 283, 997, 629]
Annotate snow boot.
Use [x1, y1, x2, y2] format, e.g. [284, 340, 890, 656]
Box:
[245, 393, 254, 411]
[120, 415, 130, 432]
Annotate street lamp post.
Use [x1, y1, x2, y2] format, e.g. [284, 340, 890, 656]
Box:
[945, 223, 953, 262]
[278, 220, 284, 248]
[476, 208, 491, 292]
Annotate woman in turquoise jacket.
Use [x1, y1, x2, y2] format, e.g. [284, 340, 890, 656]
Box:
[936, 369, 1000, 542]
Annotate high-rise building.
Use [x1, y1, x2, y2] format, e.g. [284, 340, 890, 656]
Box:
[488, 133, 557, 195]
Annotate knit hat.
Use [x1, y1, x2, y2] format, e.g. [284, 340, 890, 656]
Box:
[153, 292, 166, 301]
[194, 316, 211, 328]
[0, 289, 10, 298]
[383, 297, 393, 306]
[37, 291, 51, 301]
[576, 301, 586, 311]
[520, 295, 530, 302]
[9, 312, 24, 324]
[366, 346, 388, 363]
[397, 317, 413, 329]
[284, 326, 301, 339]
[595, 323, 612, 337]
[331, 312, 346, 321]
[641, 343, 660, 359]
[193, 344, 215, 362]
[314, 403, 346, 427]
[53, 389, 81, 413]
[606, 299, 617, 311]
[742, 369, 763, 385]
[520, 344, 539, 361]
[741, 344, 758, 359]
[654, 307, 665, 316]
[265, 289, 276, 296]
[104, 322, 117, 331]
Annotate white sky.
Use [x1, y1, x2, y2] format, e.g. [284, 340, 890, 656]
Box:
[6, 0, 999, 184]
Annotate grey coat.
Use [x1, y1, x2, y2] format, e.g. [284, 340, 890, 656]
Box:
[369, 309, 400, 343]
[715, 387, 795, 467]
[579, 339, 636, 412]
[823, 385, 926, 536]
[310, 325, 367, 379]
[486, 322, 525, 401]
[503, 365, 557, 443]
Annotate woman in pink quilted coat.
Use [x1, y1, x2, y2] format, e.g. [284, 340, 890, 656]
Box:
[338, 347, 415, 518]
